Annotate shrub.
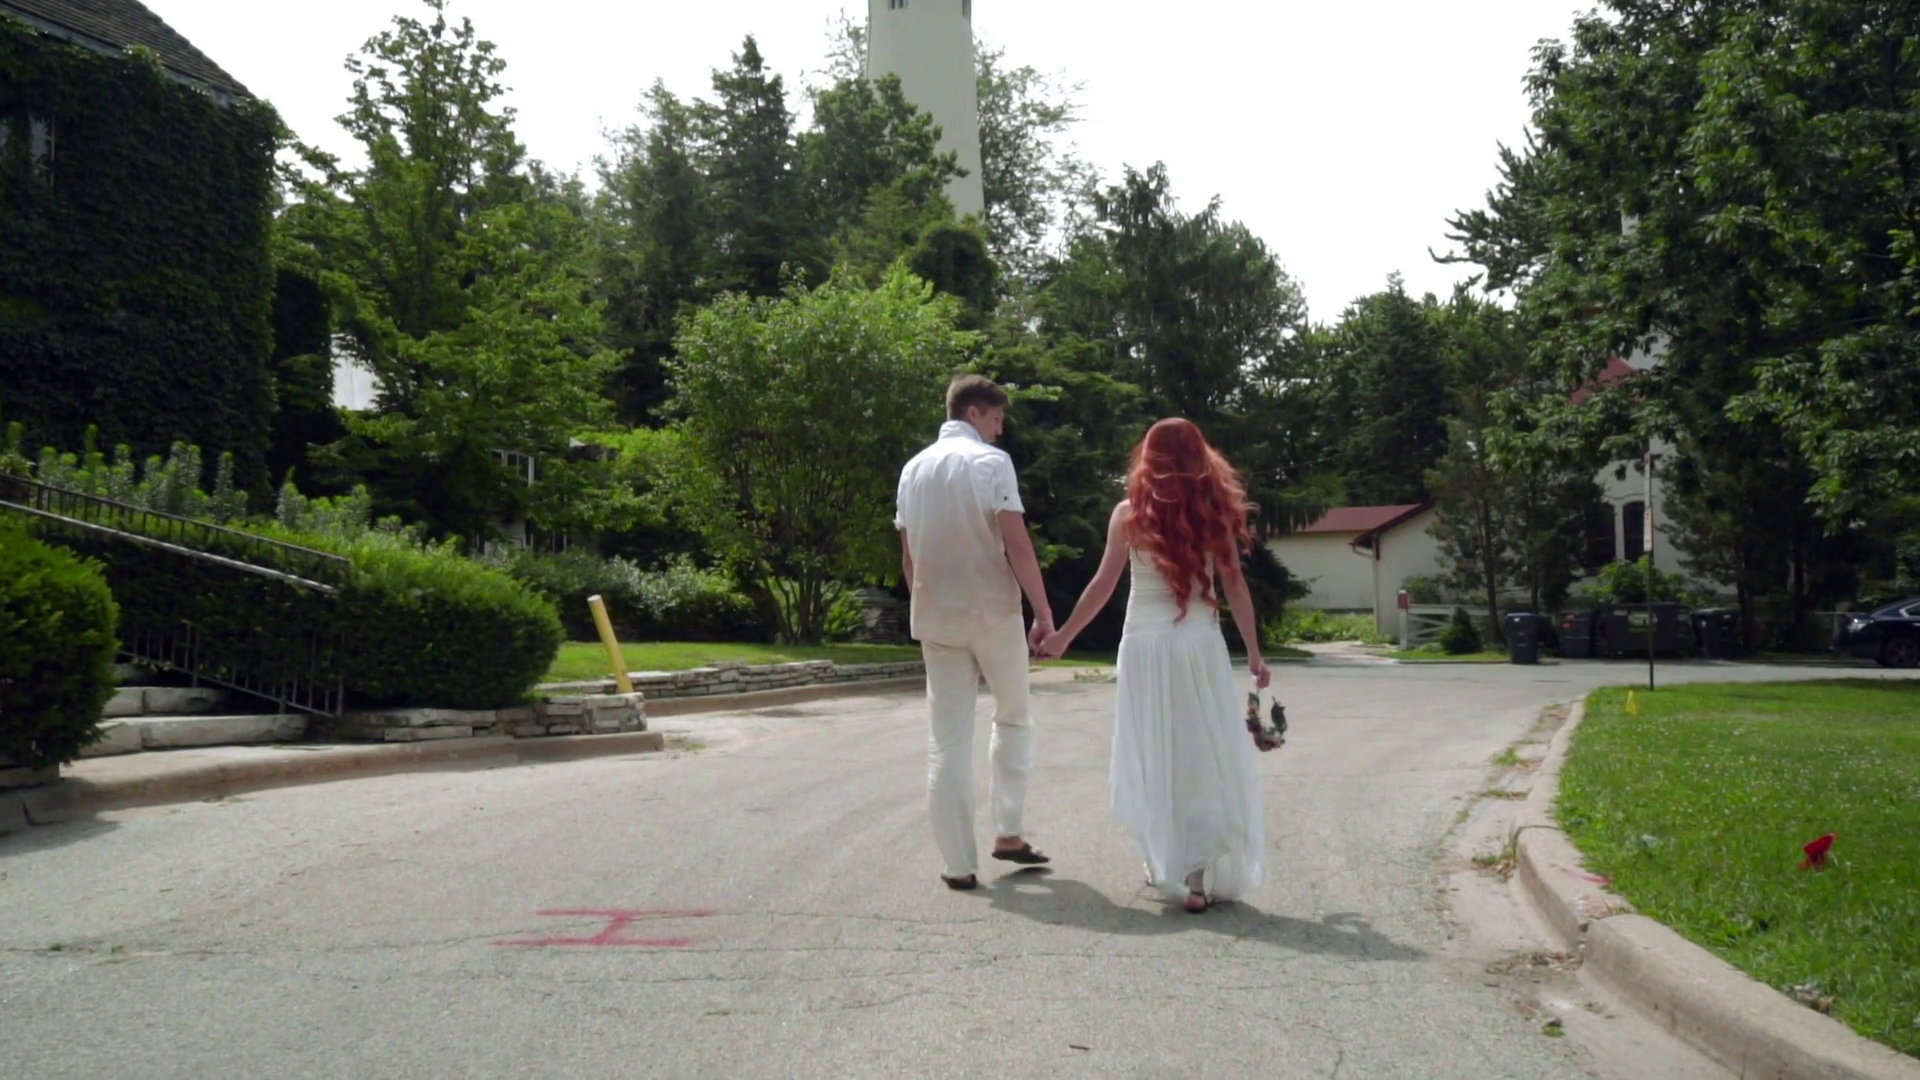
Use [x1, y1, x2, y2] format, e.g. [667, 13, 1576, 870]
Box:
[1400, 574, 1451, 605]
[1438, 606, 1484, 655]
[32, 515, 561, 712]
[0, 524, 119, 768]
[1267, 609, 1389, 645]
[1587, 557, 1701, 607]
[505, 550, 765, 644]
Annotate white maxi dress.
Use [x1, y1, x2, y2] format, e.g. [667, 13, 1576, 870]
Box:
[1110, 549, 1266, 902]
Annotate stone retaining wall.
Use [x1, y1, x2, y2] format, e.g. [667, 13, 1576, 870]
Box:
[540, 659, 925, 700]
[326, 693, 647, 744]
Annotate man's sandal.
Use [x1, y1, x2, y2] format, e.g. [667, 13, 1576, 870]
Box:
[991, 843, 1051, 865]
[941, 873, 979, 891]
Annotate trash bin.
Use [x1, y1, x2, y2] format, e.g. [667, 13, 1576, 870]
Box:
[1600, 604, 1686, 657]
[1504, 612, 1542, 665]
[1692, 607, 1740, 660]
[1558, 610, 1599, 659]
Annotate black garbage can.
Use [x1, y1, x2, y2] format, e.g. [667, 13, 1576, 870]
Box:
[1558, 610, 1599, 659]
[1693, 607, 1740, 659]
[1505, 612, 1542, 665]
[1601, 603, 1687, 657]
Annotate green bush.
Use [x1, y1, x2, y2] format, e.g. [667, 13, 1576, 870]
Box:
[32, 514, 561, 712]
[0, 525, 119, 768]
[505, 550, 765, 644]
[1438, 606, 1484, 655]
[1586, 557, 1702, 607]
[1266, 609, 1389, 645]
[329, 534, 563, 709]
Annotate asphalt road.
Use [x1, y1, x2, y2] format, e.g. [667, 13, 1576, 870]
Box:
[2, 657, 1905, 1079]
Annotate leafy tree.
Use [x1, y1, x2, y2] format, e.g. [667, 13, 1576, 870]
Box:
[595, 83, 710, 424]
[1443, 0, 1919, 641]
[801, 73, 957, 243]
[696, 37, 817, 297]
[282, 0, 615, 542]
[265, 266, 347, 490]
[975, 43, 1088, 283]
[666, 269, 971, 643]
[1322, 278, 1449, 506]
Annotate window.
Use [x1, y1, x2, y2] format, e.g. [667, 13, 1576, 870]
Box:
[889, 0, 908, 8]
[29, 116, 54, 181]
[962, 0, 972, 17]
[1622, 500, 1646, 562]
[0, 111, 55, 183]
[1582, 500, 1616, 574]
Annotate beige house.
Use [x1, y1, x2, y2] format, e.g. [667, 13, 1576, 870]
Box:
[1270, 504, 1445, 636]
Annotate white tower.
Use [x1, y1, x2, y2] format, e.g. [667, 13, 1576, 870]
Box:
[866, 0, 985, 219]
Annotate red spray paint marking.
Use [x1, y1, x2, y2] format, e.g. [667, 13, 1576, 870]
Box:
[495, 909, 715, 948]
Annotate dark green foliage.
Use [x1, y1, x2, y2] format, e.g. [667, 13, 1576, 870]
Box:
[0, 18, 279, 490]
[1324, 279, 1449, 506]
[907, 222, 997, 330]
[0, 523, 118, 768]
[504, 549, 766, 644]
[266, 268, 346, 490]
[1438, 606, 1483, 655]
[331, 535, 563, 708]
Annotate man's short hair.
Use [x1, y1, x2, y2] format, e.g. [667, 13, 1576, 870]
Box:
[947, 374, 1010, 420]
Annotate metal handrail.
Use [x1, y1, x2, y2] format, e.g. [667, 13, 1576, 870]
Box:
[0, 475, 350, 584]
[0, 476, 349, 716]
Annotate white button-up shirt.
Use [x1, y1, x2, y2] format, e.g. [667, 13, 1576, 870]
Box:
[895, 420, 1026, 645]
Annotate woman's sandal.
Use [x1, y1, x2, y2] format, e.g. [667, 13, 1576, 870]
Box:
[1183, 871, 1209, 913]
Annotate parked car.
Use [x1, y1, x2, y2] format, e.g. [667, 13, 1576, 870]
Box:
[1835, 598, 1920, 668]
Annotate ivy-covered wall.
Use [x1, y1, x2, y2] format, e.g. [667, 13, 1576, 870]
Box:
[0, 16, 280, 489]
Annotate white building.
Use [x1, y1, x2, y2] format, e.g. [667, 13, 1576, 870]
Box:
[866, 0, 986, 219]
[1580, 336, 1693, 584]
[1269, 504, 1445, 636]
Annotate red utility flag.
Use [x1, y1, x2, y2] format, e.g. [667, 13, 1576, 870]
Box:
[1799, 833, 1835, 871]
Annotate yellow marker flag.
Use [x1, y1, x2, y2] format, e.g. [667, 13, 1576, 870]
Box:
[1625, 690, 1641, 715]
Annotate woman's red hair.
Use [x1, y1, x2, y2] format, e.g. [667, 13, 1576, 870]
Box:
[1125, 418, 1253, 620]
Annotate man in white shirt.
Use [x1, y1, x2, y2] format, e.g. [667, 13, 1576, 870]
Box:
[896, 375, 1055, 891]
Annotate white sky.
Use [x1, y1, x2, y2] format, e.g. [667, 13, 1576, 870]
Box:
[153, 0, 1586, 321]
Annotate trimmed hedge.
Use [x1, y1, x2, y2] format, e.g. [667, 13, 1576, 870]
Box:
[332, 534, 563, 708]
[0, 523, 118, 768]
[30, 515, 562, 711]
[505, 550, 766, 644]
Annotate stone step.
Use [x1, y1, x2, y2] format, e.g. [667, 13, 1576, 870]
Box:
[79, 714, 308, 757]
[104, 686, 231, 719]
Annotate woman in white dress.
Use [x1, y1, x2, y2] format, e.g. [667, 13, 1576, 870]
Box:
[1042, 418, 1270, 913]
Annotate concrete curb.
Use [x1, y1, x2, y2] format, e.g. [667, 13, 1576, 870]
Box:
[1515, 698, 1920, 1080]
[2, 731, 666, 832]
[644, 676, 925, 718]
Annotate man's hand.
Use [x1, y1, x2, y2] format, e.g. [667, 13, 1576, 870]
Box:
[1027, 616, 1054, 656]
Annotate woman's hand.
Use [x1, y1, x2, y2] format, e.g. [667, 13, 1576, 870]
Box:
[1039, 629, 1076, 661]
[1248, 655, 1271, 689]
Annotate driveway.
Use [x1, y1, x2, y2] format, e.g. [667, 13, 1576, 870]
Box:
[1, 659, 1901, 1079]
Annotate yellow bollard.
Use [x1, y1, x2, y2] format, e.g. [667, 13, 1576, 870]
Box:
[587, 595, 634, 694]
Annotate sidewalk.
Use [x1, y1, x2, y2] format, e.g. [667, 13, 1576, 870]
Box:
[1513, 700, 1920, 1080]
[2, 730, 666, 833]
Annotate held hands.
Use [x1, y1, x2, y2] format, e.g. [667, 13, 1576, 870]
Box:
[1027, 617, 1056, 658]
[1037, 628, 1076, 661]
[1248, 655, 1272, 689]
[1040, 631, 1074, 661]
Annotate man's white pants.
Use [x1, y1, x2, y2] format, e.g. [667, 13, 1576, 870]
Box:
[921, 615, 1033, 878]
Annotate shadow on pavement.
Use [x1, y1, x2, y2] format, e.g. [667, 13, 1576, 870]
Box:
[981, 869, 1425, 962]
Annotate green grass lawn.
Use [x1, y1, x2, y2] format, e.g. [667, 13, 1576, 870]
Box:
[545, 640, 1308, 683]
[1393, 645, 1513, 663]
[1558, 681, 1920, 1056]
[543, 641, 1119, 682]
